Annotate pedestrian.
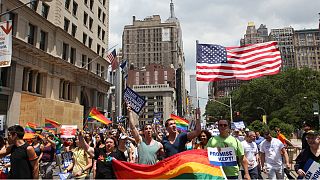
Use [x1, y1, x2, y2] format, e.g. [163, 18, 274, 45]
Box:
[255, 131, 264, 147]
[0, 125, 39, 179]
[32, 135, 43, 160]
[65, 135, 92, 179]
[275, 127, 294, 147]
[205, 120, 251, 180]
[40, 133, 57, 179]
[259, 130, 290, 179]
[241, 131, 260, 179]
[294, 130, 320, 178]
[301, 121, 313, 150]
[79, 131, 126, 179]
[194, 130, 212, 149]
[161, 116, 201, 157]
[127, 107, 164, 165]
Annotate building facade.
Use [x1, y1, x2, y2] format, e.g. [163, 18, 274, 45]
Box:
[270, 27, 295, 70]
[0, 0, 111, 131]
[294, 29, 320, 70]
[122, 1, 186, 120]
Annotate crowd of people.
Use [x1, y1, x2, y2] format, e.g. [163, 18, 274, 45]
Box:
[0, 109, 318, 179]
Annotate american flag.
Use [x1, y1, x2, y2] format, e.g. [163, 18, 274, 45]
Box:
[196, 41, 282, 81]
[107, 49, 118, 70]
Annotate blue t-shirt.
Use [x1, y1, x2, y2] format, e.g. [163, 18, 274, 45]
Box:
[162, 132, 188, 157]
[255, 136, 265, 146]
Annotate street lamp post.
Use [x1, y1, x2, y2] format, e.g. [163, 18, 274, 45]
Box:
[0, 0, 52, 17]
[257, 107, 267, 124]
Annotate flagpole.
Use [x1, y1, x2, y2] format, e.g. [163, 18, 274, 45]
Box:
[82, 44, 118, 69]
[195, 40, 200, 122]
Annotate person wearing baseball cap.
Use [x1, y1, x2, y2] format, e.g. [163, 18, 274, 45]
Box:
[301, 121, 313, 150]
[295, 130, 320, 178]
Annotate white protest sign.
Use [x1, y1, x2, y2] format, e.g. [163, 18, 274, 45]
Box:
[60, 125, 77, 138]
[304, 159, 320, 179]
[0, 21, 12, 67]
[207, 147, 237, 166]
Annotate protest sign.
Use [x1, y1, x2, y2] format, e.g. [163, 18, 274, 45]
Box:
[207, 147, 237, 166]
[123, 87, 146, 114]
[61, 151, 73, 169]
[304, 159, 320, 179]
[0, 21, 12, 67]
[60, 125, 77, 138]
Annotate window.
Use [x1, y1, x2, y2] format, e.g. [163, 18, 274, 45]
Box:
[84, 0, 88, 6]
[96, 63, 100, 75]
[39, 30, 47, 51]
[81, 54, 87, 68]
[30, 0, 38, 11]
[83, 12, 88, 26]
[97, 44, 101, 55]
[98, 25, 101, 38]
[27, 23, 36, 45]
[101, 48, 105, 56]
[62, 43, 69, 60]
[72, 1, 78, 16]
[98, 8, 102, 20]
[90, 0, 94, 11]
[41, 3, 49, 19]
[59, 80, 73, 101]
[22, 68, 42, 95]
[101, 66, 105, 77]
[65, 0, 71, 9]
[102, 30, 105, 41]
[88, 38, 92, 48]
[0, 67, 9, 87]
[102, 13, 106, 24]
[89, 18, 93, 30]
[103, 0, 106, 6]
[82, 33, 87, 45]
[70, 47, 76, 64]
[64, 18, 70, 32]
[88, 58, 92, 71]
[71, 24, 77, 37]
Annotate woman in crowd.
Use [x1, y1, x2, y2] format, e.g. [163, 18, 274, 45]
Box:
[79, 131, 126, 179]
[32, 135, 43, 160]
[65, 136, 92, 179]
[40, 133, 56, 179]
[295, 130, 320, 178]
[194, 130, 212, 149]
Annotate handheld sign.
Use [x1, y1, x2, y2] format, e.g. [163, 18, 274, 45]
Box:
[207, 147, 237, 166]
[123, 87, 146, 114]
[304, 159, 320, 179]
[60, 125, 77, 138]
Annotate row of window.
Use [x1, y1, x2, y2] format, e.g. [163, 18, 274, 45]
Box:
[28, 23, 48, 51]
[29, 1, 50, 19]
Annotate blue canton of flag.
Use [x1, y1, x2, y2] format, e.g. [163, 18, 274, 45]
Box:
[197, 44, 227, 64]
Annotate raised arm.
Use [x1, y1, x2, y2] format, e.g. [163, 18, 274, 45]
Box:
[127, 107, 141, 144]
[78, 131, 95, 158]
[187, 118, 201, 140]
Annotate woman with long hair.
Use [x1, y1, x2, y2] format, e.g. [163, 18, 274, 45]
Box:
[40, 133, 56, 179]
[79, 131, 125, 179]
[194, 130, 212, 149]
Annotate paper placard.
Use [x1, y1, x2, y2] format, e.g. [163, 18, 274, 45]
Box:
[207, 147, 237, 166]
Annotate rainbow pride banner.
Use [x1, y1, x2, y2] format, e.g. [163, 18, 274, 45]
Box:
[170, 114, 189, 132]
[45, 118, 61, 128]
[87, 107, 112, 125]
[112, 149, 226, 179]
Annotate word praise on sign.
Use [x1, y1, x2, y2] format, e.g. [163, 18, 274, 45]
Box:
[207, 147, 237, 166]
[0, 21, 12, 67]
[123, 87, 146, 114]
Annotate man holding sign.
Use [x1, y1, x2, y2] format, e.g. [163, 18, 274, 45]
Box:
[206, 119, 250, 180]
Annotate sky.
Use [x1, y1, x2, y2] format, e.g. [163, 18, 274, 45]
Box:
[108, 0, 320, 116]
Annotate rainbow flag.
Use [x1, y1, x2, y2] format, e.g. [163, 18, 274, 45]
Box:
[45, 118, 61, 128]
[88, 107, 112, 125]
[112, 149, 226, 179]
[24, 125, 35, 133]
[170, 114, 189, 132]
[26, 122, 38, 129]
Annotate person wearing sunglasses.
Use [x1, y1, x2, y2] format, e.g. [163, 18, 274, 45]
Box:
[206, 119, 250, 180]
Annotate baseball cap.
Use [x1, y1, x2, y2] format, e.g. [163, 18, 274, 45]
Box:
[306, 130, 319, 136]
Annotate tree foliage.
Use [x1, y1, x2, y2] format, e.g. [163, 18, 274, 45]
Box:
[205, 68, 320, 130]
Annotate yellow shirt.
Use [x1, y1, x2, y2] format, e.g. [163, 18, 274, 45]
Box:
[72, 147, 90, 178]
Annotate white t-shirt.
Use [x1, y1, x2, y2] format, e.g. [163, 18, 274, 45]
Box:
[241, 140, 258, 170]
[259, 138, 285, 169]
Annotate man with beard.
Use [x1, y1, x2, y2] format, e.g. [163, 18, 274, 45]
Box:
[128, 107, 164, 165]
[0, 125, 39, 179]
[162, 115, 201, 157]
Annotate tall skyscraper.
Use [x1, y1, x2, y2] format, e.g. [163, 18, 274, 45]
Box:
[189, 75, 197, 109]
[270, 27, 295, 70]
[123, 1, 186, 121]
[0, 0, 111, 129]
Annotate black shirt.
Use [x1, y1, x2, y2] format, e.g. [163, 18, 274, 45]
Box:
[162, 132, 188, 157]
[8, 143, 33, 179]
[301, 132, 310, 150]
[295, 147, 320, 172]
[94, 147, 125, 179]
